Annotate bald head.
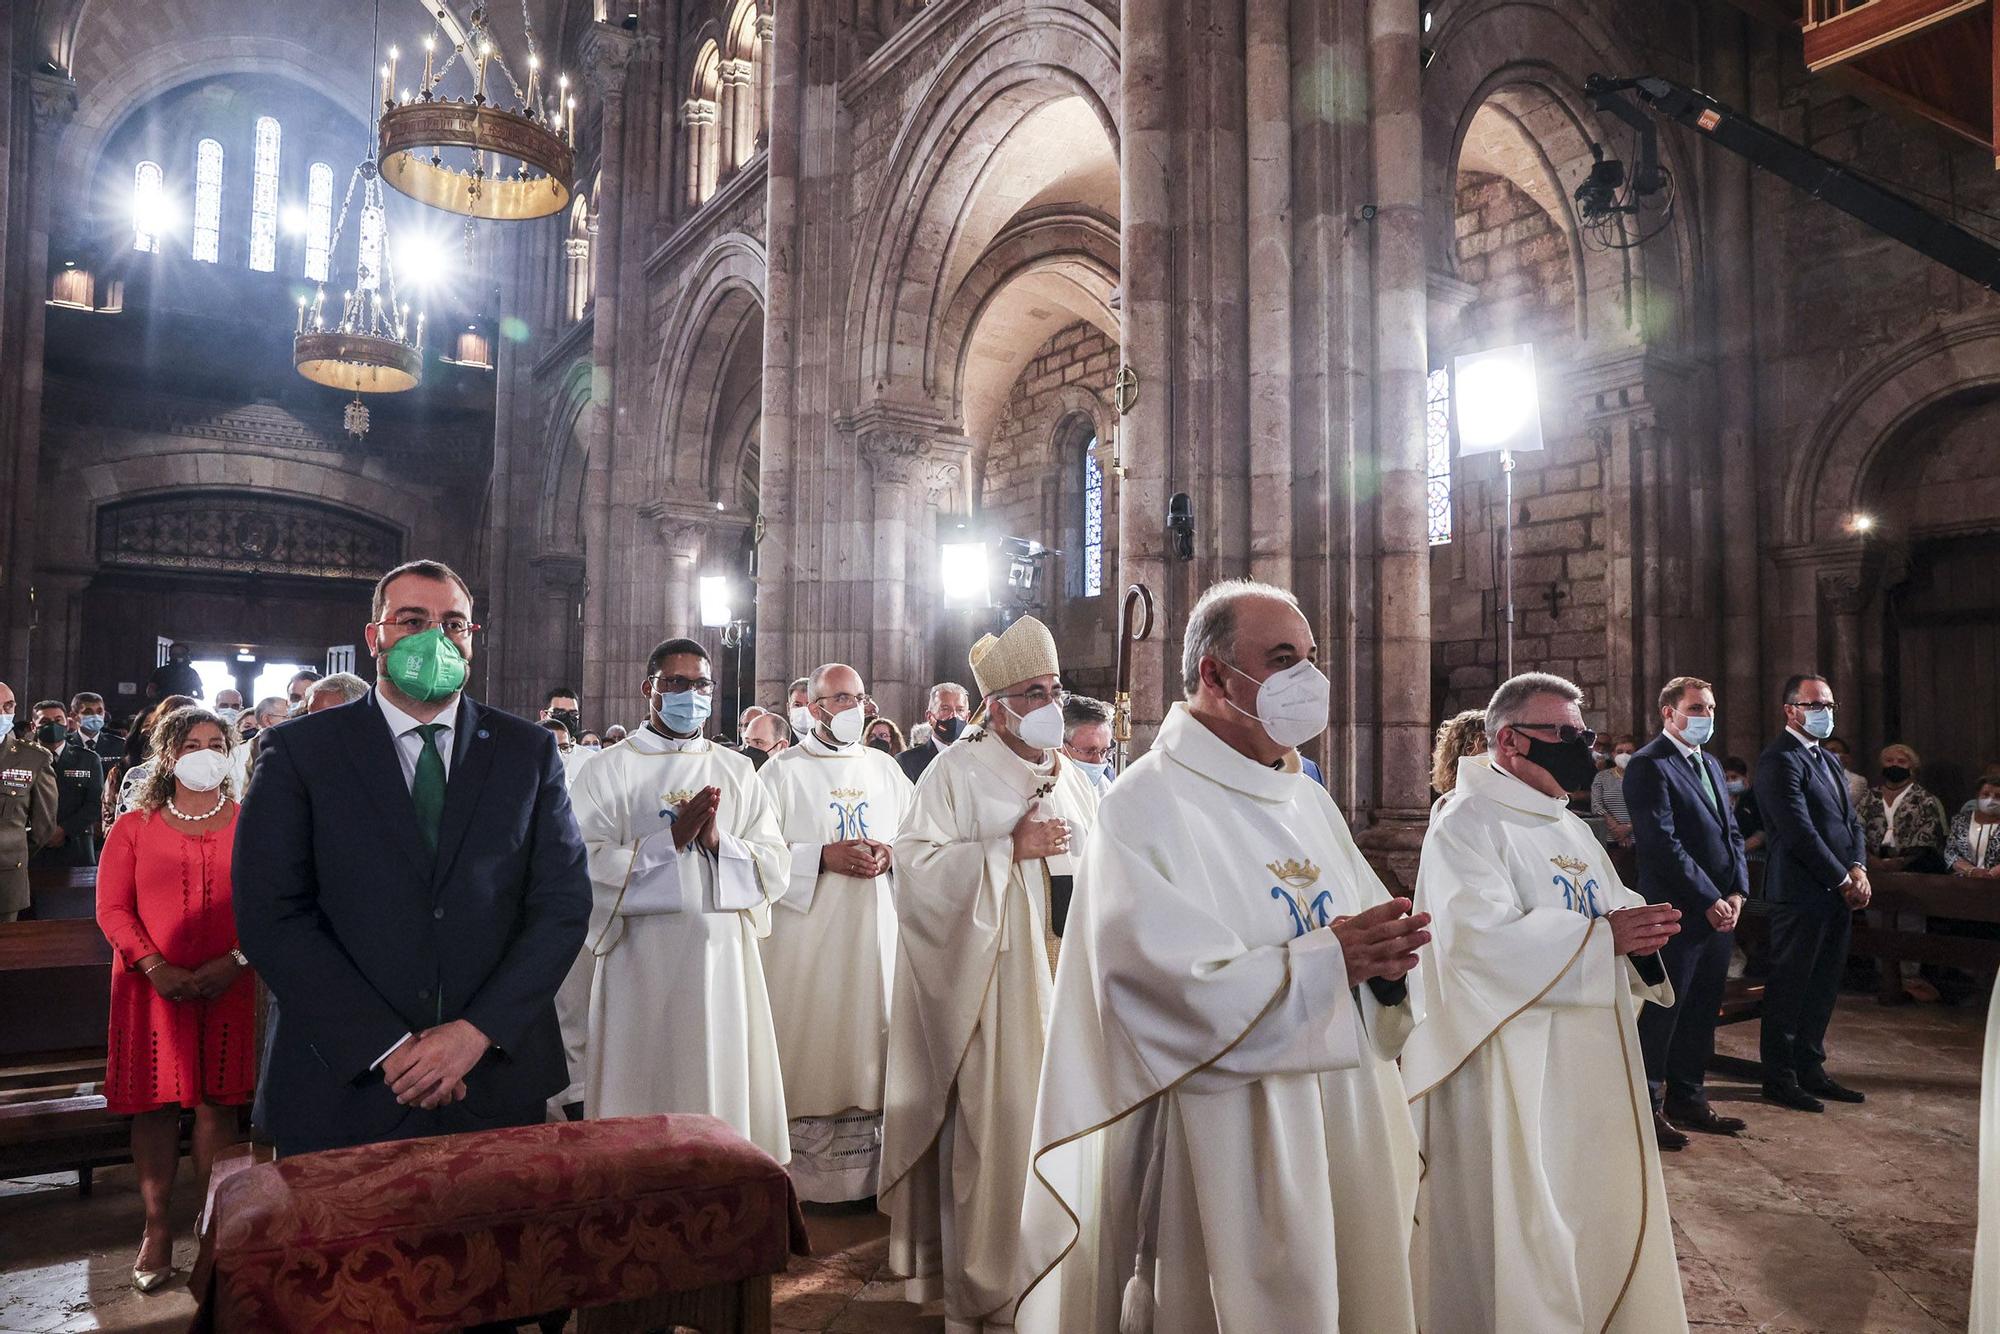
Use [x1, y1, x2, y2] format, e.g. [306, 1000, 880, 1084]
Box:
[744, 711, 788, 753]
[0, 681, 14, 719]
[1183, 581, 1317, 765]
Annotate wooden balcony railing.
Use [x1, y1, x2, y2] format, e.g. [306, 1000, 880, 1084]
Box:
[1802, 0, 1987, 71]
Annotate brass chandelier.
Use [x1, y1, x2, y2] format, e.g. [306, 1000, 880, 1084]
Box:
[378, 2, 574, 221]
[293, 158, 424, 437]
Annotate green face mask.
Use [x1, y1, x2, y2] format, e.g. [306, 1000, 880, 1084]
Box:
[381, 627, 469, 703]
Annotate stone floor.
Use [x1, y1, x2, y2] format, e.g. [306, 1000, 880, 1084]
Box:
[0, 993, 1984, 1333]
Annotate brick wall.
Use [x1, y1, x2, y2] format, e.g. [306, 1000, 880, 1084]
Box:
[1431, 170, 1609, 724]
[978, 319, 1121, 696]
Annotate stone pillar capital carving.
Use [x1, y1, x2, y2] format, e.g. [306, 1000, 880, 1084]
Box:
[1816, 566, 1869, 616]
[843, 403, 970, 503]
[581, 22, 637, 100]
[681, 98, 718, 127]
[30, 73, 78, 130]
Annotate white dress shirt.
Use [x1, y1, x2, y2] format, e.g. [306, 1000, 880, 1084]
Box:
[376, 689, 458, 790]
[370, 688, 463, 1070]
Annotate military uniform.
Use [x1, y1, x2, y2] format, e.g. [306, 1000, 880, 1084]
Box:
[31, 741, 103, 868]
[0, 733, 58, 920]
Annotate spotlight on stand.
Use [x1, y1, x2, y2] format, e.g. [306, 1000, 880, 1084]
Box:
[999, 536, 1054, 593]
[699, 575, 733, 629]
[1453, 342, 1545, 675]
[941, 541, 991, 608]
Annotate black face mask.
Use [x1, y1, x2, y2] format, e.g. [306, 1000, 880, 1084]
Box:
[869, 738, 895, 754]
[933, 716, 966, 745]
[1525, 735, 1599, 794]
[1882, 765, 1911, 785]
[551, 708, 583, 738]
[36, 722, 66, 747]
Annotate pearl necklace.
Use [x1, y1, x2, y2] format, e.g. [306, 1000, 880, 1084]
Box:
[166, 793, 225, 822]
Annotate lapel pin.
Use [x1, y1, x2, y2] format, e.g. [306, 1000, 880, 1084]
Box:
[478, 730, 490, 740]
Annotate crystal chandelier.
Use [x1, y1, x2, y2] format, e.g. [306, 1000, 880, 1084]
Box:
[378, 2, 575, 221]
[294, 158, 424, 436]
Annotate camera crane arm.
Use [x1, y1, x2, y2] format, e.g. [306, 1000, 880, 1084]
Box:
[1584, 73, 2000, 296]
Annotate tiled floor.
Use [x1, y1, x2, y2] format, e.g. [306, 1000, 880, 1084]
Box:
[0, 993, 1985, 1333]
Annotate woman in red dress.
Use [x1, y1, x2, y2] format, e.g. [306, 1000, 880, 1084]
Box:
[95, 705, 253, 1291]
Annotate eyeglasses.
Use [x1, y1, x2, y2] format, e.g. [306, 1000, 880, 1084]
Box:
[816, 692, 874, 711]
[1787, 699, 1837, 713]
[1003, 686, 1069, 710]
[652, 674, 715, 695]
[380, 614, 479, 638]
[1513, 721, 1597, 750]
[1067, 744, 1111, 762]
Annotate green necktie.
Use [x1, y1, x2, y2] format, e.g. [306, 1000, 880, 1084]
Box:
[412, 723, 448, 853]
[1692, 749, 1720, 818]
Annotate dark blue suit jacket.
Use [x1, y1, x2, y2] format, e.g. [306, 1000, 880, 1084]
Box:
[1624, 732, 1749, 915]
[1753, 730, 1866, 906]
[233, 692, 590, 1155]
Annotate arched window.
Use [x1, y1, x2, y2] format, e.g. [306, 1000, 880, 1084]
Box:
[357, 203, 384, 291]
[723, 1, 767, 167]
[249, 116, 282, 271]
[1081, 433, 1105, 597]
[564, 193, 592, 322]
[305, 162, 334, 281]
[684, 41, 722, 209]
[1426, 366, 1453, 546]
[192, 138, 224, 262]
[131, 161, 165, 253]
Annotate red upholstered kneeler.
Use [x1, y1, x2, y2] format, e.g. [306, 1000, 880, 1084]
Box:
[193, 1114, 809, 1333]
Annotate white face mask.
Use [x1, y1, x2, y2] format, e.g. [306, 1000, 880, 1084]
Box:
[1614, 752, 1632, 770]
[824, 703, 866, 747]
[789, 705, 814, 737]
[1005, 697, 1067, 752]
[1224, 659, 1332, 749]
[173, 748, 231, 793]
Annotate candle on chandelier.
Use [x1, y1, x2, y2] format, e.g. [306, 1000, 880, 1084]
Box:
[566, 96, 576, 146]
[380, 64, 391, 111]
[528, 54, 539, 115]
[422, 35, 435, 95]
[296, 295, 306, 333]
[476, 39, 491, 103]
[558, 74, 568, 132]
[416, 310, 426, 347]
[388, 47, 399, 104]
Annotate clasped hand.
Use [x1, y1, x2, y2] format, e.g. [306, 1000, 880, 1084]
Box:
[824, 838, 891, 878]
[1608, 903, 1681, 956]
[383, 1019, 491, 1110]
[1011, 809, 1071, 862]
[1328, 898, 1432, 987]
[143, 952, 244, 1002]
[671, 786, 724, 853]
[1842, 865, 1872, 909]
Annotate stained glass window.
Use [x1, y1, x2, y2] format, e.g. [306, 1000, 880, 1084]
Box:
[192, 138, 223, 262]
[1426, 366, 1453, 546]
[1082, 433, 1104, 597]
[132, 161, 164, 253]
[249, 117, 281, 272]
[305, 162, 334, 281]
[357, 203, 384, 291]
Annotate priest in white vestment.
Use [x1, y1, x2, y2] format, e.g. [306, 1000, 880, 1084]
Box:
[572, 636, 791, 1161]
[1404, 671, 1688, 1334]
[758, 662, 914, 1201]
[1021, 580, 1434, 1334]
[882, 615, 1101, 1332]
[1974, 981, 2000, 1332]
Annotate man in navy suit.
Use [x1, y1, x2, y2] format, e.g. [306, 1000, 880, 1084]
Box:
[1753, 672, 1871, 1113]
[1624, 675, 1750, 1150]
[235, 560, 591, 1156]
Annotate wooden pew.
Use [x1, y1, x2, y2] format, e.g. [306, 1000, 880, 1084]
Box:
[1852, 869, 2000, 1001]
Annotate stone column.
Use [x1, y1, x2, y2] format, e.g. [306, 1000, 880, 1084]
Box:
[1245, 0, 1293, 584]
[1818, 564, 1868, 749]
[1359, 0, 1433, 861]
[1116, 0, 1175, 742]
[658, 517, 703, 639]
[680, 100, 707, 210]
[725, 59, 756, 169]
[850, 407, 970, 727]
[1, 74, 75, 678]
[755, 0, 803, 707]
[717, 64, 739, 176]
[755, 14, 775, 152]
[578, 22, 635, 712]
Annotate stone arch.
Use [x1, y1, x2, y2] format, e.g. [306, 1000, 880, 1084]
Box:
[650, 231, 768, 497]
[935, 205, 1120, 447]
[1785, 314, 2000, 549]
[1422, 0, 1700, 352]
[67, 453, 430, 550]
[540, 359, 595, 553]
[846, 0, 1120, 407]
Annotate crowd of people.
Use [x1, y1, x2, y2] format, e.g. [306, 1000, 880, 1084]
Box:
[0, 556, 1986, 1329]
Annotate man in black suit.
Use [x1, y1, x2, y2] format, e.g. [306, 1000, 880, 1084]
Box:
[235, 559, 591, 1156]
[1753, 672, 1870, 1113]
[896, 681, 971, 784]
[1624, 675, 1749, 1149]
[68, 692, 126, 766]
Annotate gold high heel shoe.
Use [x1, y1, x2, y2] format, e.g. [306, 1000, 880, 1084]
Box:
[133, 1233, 172, 1292]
